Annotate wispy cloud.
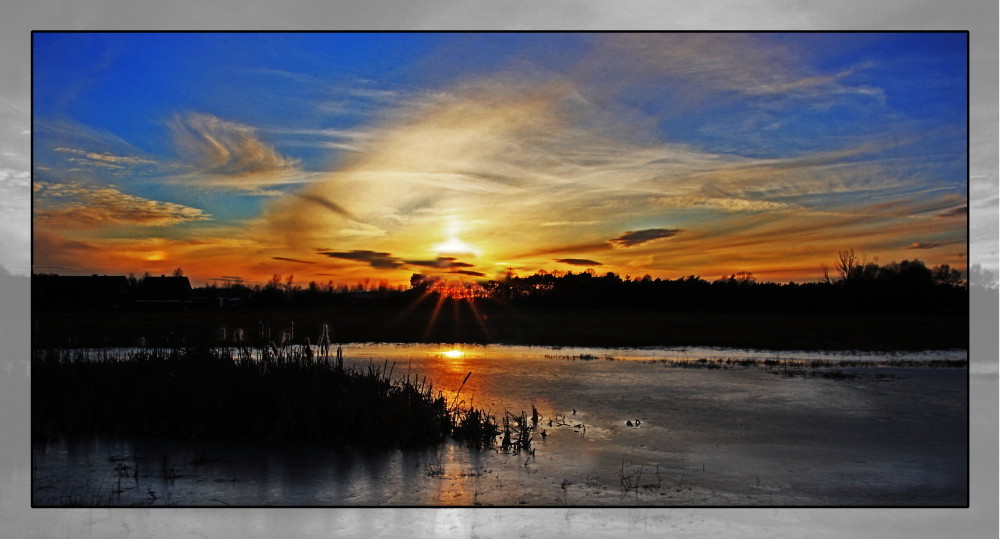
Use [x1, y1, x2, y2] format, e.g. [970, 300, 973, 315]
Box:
[272, 256, 315, 264]
[936, 205, 967, 218]
[293, 192, 362, 222]
[28, 34, 968, 284]
[54, 146, 156, 170]
[653, 195, 794, 212]
[316, 80, 408, 118]
[262, 125, 376, 154]
[541, 220, 600, 227]
[595, 34, 885, 102]
[171, 113, 297, 173]
[905, 242, 943, 250]
[33, 181, 211, 228]
[256, 72, 944, 278]
[168, 113, 316, 195]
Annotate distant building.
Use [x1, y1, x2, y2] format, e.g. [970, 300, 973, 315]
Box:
[137, 275, 192, 300]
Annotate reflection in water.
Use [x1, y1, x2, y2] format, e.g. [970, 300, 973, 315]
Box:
[32, 344, 968, 506]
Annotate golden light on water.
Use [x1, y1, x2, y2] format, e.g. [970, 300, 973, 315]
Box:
[442, 349, 465, 359]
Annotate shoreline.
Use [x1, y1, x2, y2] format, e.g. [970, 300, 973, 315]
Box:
[30, 362, 968, 507]
[32, 304, 969, 352]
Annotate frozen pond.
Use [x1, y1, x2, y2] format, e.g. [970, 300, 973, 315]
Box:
[32, 344, 967, 506]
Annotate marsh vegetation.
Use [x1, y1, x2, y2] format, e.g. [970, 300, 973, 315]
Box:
[31, 343, 967, 507]
[32, 344, 500, 450]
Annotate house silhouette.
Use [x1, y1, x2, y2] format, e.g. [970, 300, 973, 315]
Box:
[137, 275, 192, 300]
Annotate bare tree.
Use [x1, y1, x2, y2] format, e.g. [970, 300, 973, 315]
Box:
[820, 263, 833, 284]
[835, 249, 867, 283]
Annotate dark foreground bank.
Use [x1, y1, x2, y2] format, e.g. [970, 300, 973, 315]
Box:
[32, 347, 500, 450]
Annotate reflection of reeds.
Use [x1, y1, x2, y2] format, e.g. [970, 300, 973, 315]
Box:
[33, 343, 500, 449]
[546, 354, 617, 361]
[499, 410, 533, 455]
[544, 354, 968, 378]
[550, 351, 965, 372]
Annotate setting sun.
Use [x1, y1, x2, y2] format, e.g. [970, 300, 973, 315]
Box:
[31, 33, 968, 289]
[434, 237, 478, 257]
[24, 31, 974, 513]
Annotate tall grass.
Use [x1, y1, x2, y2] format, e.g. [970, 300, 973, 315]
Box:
[33, 345, 500, 449]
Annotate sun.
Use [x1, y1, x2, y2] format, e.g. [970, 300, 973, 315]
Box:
[442, 349, 465, 359]
[433, 217, 482, 258]
[433, 237, 480, 258]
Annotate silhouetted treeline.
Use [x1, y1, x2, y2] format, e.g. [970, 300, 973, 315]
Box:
[33, 273, 192, 310]
[32, 271, 408, 311]
[487, 261, 966, 314]
[32, 256, 968, 315]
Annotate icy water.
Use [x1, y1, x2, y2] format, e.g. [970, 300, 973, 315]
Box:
[32, 344, 968, 507]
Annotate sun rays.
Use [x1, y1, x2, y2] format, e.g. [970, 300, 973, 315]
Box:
[31, 33, 968, 286]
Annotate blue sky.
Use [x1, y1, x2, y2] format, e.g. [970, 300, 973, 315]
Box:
[31, 32, 968, 285]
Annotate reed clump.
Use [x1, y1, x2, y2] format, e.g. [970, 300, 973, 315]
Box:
[32, 345, 499, 449]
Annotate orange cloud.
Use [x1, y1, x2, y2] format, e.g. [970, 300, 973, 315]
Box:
[167, 113, 315, 195]
[33, 181, 211, 228]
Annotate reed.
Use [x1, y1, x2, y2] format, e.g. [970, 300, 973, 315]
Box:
[32, 345, 500, 449]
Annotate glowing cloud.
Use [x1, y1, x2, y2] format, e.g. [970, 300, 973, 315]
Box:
[30, 33, 968, 285]
[168, 113, 312, 195]
[33, 181, 211, 228]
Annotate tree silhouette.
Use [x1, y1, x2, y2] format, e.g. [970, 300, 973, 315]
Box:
[835, 249, 865, 283]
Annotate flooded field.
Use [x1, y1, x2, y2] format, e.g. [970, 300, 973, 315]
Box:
[32, 344, 968, 507]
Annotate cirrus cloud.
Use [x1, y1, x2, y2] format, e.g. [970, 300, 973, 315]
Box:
[168, 113, 317, 195]
[54, 146, 156, 170]
[33, 181, 211, 228]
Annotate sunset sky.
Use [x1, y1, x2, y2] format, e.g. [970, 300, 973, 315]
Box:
[32, 32, 968, 287]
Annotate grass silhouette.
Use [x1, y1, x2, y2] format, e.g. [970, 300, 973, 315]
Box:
[33, 345, 500, 449]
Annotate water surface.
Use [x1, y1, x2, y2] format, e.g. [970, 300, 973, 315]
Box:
[32, 344, 967, 506]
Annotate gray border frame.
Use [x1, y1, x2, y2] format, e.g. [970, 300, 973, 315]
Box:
[3, 2, 996, 537]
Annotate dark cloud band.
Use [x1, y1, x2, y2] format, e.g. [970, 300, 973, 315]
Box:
[318, 250, 403, 269]
[405, 257, 475, 269]
[608, 228, 682, 247]
[554, 258, 603, 266]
